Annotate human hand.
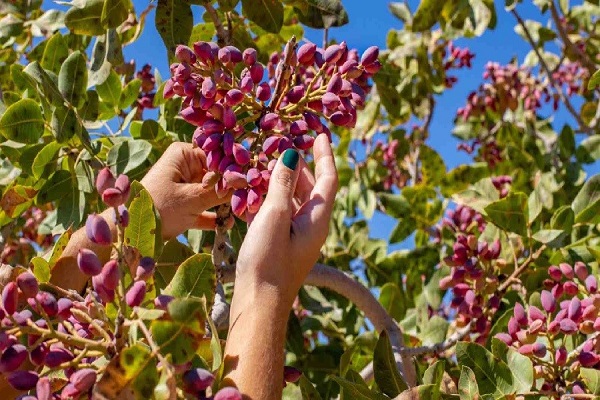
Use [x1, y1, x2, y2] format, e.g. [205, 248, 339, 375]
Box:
[233, 134, 338, 310]
[141, 142, 233, 240]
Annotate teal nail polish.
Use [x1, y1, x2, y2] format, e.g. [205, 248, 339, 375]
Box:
[282, 149, 299, 170]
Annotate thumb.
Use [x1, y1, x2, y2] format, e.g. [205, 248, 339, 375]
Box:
[263, 149, 300, 214]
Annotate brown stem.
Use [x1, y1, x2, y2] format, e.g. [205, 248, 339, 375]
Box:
[549, 2, 596, 72]
[498, 244, 547, 293]
[270, 36, 298, 111]
[511, 9, 593, 134]
[205, 2, 229, 46]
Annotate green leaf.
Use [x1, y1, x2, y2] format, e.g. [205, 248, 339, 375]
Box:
[37, 170, 73, 204]
[373, 330, 407, 397]
[532, 229, 564, 245]
[119, 79, 142, 109]
[577, 135, 600, 162]
[455, 342, 515, 396]
[458, 366, 479, 400]
[32, 142, 62, 179]
[420, 316, 449, 346]
[412, 0, 444, 32]
[527, 188, 542, 224]
[101, 0, 129, 29]
[331, 376, 388, 400]
[588, 69, 600, 90]
[151, 319, 203, 365]
[125, 188, 159, 258]
[505, 345, 534, 393]
[389, 218, 416, 244]
[294, 0, 349, 29]
[581, 368, 600, 394]
[107, 139, 152, 175]
[298, 375, 322, 400]
[64, 0, 106, 35]
[51, 107, 82, 143]
[242, 0, 283, 33]
[572, 175, 600, 223]
[23, 62, 64, 106]
[484, 192, 528, 236]
[58, 51, 87, 108]
[41, 33, 69, 73]
[164, 253, 216, 302]
[155, 0, 193, 60]
[551, 205, 575, 231]
[56, 189, 85, 232]
[155, 238, 194, 289]
[379, 283, 406, 322]
[30, 256, 50, 283]
[422, 359, 445, 387]
[0, 99, 44, 143]
[420, 145, 446, 186]
[96, 69, 122, 106]
[47, 228, 72, 268]
[167, 297, 207, 331]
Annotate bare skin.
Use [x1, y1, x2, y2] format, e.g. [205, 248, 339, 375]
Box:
[1, 142, 232, 396]
[51, 142, 233, 293]
[223, 134, 338, 399]
[1, 137, 337, 399]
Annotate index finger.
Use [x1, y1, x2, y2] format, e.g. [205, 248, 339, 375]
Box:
[311, 134, 338, 206]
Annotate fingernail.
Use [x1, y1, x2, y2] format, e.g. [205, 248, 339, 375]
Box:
[282, 149, 299, 170]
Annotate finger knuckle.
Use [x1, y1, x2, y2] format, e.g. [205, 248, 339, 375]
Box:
[275, 170, 294, 190]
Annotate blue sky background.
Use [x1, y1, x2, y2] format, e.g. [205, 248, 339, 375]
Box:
[43, 0, 600, 250]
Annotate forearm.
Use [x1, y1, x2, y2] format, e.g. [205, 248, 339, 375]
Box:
[223, 287, 290, 400]
[50, 209, 116, 293]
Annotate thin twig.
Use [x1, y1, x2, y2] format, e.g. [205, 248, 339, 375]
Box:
[498, 244, 547, 292]
[511, 9, 593, 134]
[549, 2, 596, 72]
[401, 320, 473, 356]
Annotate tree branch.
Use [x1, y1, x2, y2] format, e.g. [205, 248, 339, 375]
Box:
[498, 244, 546, 293]
[511, 9, 593, 134]
[205, 2, 229, 46]
[549, 1, 596, 72]
[221, 263, 417, 387]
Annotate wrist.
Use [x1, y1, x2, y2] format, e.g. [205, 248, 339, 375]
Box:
[230, 281, 293, 323]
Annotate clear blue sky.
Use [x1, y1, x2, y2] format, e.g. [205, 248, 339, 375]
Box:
[44, 0, 600, 250]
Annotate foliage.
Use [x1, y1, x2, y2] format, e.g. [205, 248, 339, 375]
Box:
[0, 0, 599, 399]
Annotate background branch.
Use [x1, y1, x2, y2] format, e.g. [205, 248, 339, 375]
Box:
[221, 263, 417, 387]
[512, 9, 593, 134]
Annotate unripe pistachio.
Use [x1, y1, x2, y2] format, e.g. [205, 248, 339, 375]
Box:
[85, 214, 112, 245]
[183, 368, 215, 392]
[96, 167, 116, 195]
[70, 368, 97, 392]
[215, 387, 243, 400]
[0, 344, 28, 372]
[16, 272, 38, 298]
[135, 257, 156, 281]
[2, 282, 18, 315]
[77, 249, 102, 276]
[126, 281, 147, 307]
[7, 371, 38, 391]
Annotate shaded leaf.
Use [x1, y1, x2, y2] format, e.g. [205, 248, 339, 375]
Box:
[484, 192, 528, 236]
[373, 330, 407, 397]
[164, 253, 216, 303]
[0, 99, 44, 143]
[64, 0, 105, 35]
[155, 0, 193, 60]
[458, 366, 479, 400]
[242, 0, 284, 33]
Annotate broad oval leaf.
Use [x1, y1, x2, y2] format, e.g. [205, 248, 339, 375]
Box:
[242, 0, 283, 33]
[0, 99, 45, 143]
